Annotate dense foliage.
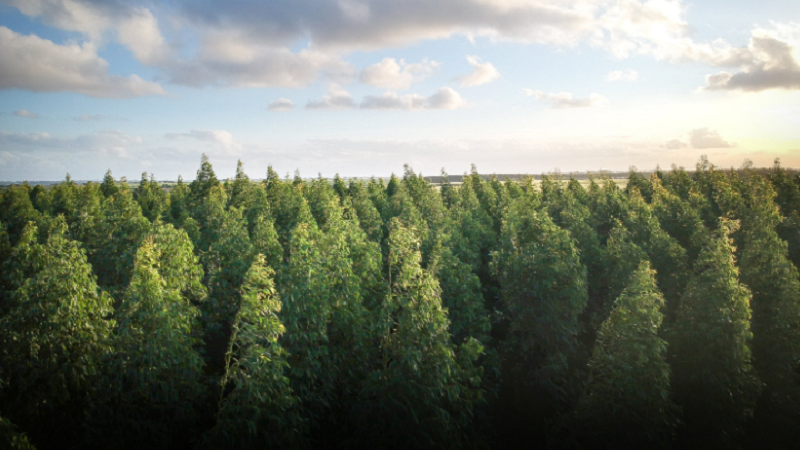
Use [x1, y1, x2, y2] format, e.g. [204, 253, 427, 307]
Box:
[2, 157, 800, 449]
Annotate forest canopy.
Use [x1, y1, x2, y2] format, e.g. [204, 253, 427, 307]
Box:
[2, 156, 800, 449]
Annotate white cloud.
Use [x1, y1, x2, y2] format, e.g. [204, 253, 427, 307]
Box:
[524, 89, 606, 109]
[663, 139, 687, 149]
[13, 109, 39, 118]
[607, 69, 639, 82]
[0, 26, 166, 98]
[703, 25, 800, 92]
[306, 86, 357, 110]
[426, 87, 468, 109]
[268, 98, 295, 111]
[360, 87, 467, 110]
[457, 55, 500, 87]
[115, 7, 168, 65]
[359, 58, 439, 90]
[360, 91, 427, 110]
[689, 128, 734, 149]
[4, 0, 798, 94]
[166, 129, 232, 143]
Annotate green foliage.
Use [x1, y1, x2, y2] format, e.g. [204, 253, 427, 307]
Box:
[651, 176, 706, 264]
[190, 154, 222, 202]
[669, 220, 762, 442]
[735, 172, 800, 442]
[79, 181, 150, 289]
[0, 415, 36, 450]
[353, 218, 483, 449]
[250, 215, 284, 270]
[7, 158, 800, 449]
[100, 169, 119, 198]
[574, 261, 679, 447]
[91, 241, 205, 449]
[203, 208, 255, 373]
[135, 172, 169, 222]
[493, 196, 587, 394]
[0, 185, 40, 245]
[203, 256, 304, 449]
[169, 175, 191, 225]
[0, 219, 113, 444]
[625, 166, 654, 202]
[622, 189, 691, 314]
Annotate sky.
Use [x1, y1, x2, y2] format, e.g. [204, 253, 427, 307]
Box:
[0, 0, 799, 181]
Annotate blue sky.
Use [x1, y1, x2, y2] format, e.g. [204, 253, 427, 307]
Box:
[1, 0, 799, 181]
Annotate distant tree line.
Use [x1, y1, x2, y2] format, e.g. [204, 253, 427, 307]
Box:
[2, 155, 800, 449]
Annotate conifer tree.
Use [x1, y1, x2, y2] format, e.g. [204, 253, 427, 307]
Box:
[28, 184, 51, 215]
[574, 261, 679, 447]
[203, 208, 255, 373]
[736, 172, 800, 443]
[599, 220, 649, 324]
[651, 176, 706, 264]
[623, 189, 691, 313]
[354, 218, 482, 449]
[250, 215, 284, 270]
[79, 179, 150, 289]
[0, 219, 113, 447]
[0, 185, 40, 245]
[135, 173, 169, 222]
[493, 196, 587, 395]
[769, 159, 800, 269]
[169, 175, 191, 225]
[670, 220, 761, 443]
[202, 256, 305, 449]
[91, 241, 205, 449]
[100, 169, 119, 198]
[228, 160, 252, 209]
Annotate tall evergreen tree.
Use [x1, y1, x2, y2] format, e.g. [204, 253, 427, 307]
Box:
[736, 172, 800, 444]
[201, 256, 304, 449]
[670, 220, 761, 445]
[353, 218, 483, 449]
[492, 196, 587, 396]
[91, 241, 205, 449]
[0, 219, 113, 447]
[574, 261, 679, 448]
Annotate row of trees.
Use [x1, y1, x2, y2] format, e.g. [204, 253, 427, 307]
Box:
[1, 156, 800, 449]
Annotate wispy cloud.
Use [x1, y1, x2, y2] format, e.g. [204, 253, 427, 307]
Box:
[689, 128, 735, 149]
[306, 86, 357, 110]
[457, 56, 500, 87]
[361, 87, 467, 110]
[523, 89, 606, 109]
[268, 98, 295, 111]
[360, 58, 439, 90]
[13, 109, 39, 118]
[607, 69, 639, 82]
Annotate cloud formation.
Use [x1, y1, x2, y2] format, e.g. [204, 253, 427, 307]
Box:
[524, 89, 606, 109]
[457, 56, 500, 87]
[268, 98, 295, 111]
[360, 87, 467, 110]
[359, 58, 439, 90]
[306, 86, 357, 110]
[0, 26, 166, 98]
[607, 69, 639, 82]
[13, 109, 39, 118]
[689, 128, 734, 149]
[704, 26, 800, 92]
[165, 129, 241, 152]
